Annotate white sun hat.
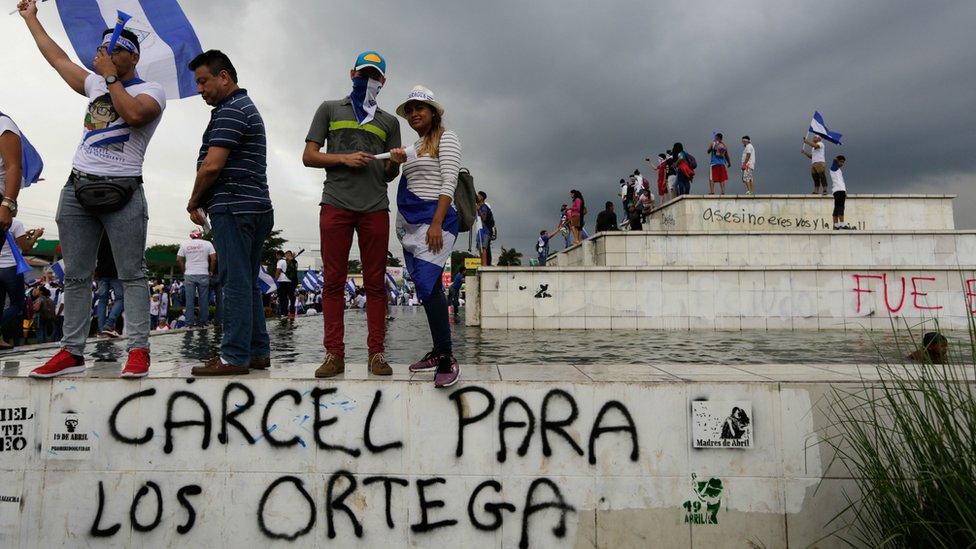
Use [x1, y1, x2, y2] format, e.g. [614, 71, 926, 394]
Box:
[395, 85, 445, 118]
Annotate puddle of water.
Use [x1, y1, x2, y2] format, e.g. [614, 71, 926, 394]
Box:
[0, 307, 955, 367]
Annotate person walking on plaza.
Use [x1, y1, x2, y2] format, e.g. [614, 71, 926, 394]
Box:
[0, 224, 41, 349]
[390, 86, 463, 387]
[476, 191, 495, 266]
[274, 250, 298, 318]
[21, 0, 165, 378]
[740, 136, 756, 195]
[448, 270, 464, 314]
[185, 50, 274, 376]
[177, 229, 216, 326]
[94, 233, 124, 337]
[302, 51, 401, 378]
[802, 134, 828, 195]
[707, 133, 731, 195]
[829, 155, 852, 230]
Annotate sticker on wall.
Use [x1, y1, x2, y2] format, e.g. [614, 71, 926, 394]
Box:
[682, 474, 723, 524]
[691, 401, 752, 449]
[0, 400, 33, 454]
[45, 411, 97, 460]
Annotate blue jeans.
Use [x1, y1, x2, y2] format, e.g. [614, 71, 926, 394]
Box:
[95, 278, 124, 332]
[56, 178, 150, 354]
[183, 274, 210, 325]
[0, 266, 25, 328]
[675, 178, 691, 196]
[211, 211, 274, 366]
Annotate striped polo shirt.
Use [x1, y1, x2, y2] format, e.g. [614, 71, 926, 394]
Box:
[197, 89, 273, 215]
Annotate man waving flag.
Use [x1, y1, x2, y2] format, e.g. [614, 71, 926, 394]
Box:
[55, 0, 203, 99]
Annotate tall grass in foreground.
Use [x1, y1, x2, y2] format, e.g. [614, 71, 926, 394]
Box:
[823, 319, 976, 548]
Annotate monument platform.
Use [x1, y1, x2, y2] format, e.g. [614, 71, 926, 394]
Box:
[0, 359, 912, 548]
[473, 194, 971, 331]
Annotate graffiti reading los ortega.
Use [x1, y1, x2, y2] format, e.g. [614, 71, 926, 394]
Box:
[68, 383, 641, 546]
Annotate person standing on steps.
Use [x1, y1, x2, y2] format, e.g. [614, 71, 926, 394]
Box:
[392, 86, 462, 388]
[185, 50, 274, 376]
[740, 136, 756, 195]
[707, 133, 731, 195]
[177, 229, 216, 327]
[802, 134, 828, 195]
[302, 51, 401, 379]
[20, 0, 165, 379]
[829, 155, 852, 230]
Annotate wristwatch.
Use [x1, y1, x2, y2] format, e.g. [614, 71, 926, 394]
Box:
[105, 74, 119, 86]
[1, 198, 17, 216]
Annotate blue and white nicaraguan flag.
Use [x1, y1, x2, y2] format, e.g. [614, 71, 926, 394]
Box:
[0, 112, 44, 187]
[395, 176, 459, 301]
[51, 259, 66, 283]
[344, 279, 357, 297]
[302, 270, 323, 292]
[55, 0, 203, 99]
[809, 111, 843, 145]
[257, 265, 277, 294]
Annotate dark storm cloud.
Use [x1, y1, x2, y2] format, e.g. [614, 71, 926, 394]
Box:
[225, 0, 973, 257]
[3, 1, 972, 257]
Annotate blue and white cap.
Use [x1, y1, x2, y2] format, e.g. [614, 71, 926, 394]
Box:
[354, 51, 386, 77]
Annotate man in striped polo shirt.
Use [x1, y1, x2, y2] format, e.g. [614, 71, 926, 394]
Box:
[302, 51, 401, 378]
[185, 50, 274, 376]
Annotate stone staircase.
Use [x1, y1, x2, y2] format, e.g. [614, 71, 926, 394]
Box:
[470, 194, 976, 330]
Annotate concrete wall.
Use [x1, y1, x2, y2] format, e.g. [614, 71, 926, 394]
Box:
[479, 266, 976, 330]
[640, 195, 955, 233]
[556, 231, 976, 268]
[0, 375, 863, 548]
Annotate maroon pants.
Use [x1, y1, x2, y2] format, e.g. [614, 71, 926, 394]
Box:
[320, 205, 389, 356]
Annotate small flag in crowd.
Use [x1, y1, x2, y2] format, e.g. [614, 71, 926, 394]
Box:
[51, 259, 65, 283]
[0, 112, 44, 186]
[809, 111, 843, 145]
[385, 271, 400, 298]
[345, 279, 357, 297]
[55, 0, 203, 99]
[5, 234, 31, 275]
[301, 270, 323, 292]
[257, 266, 277, 294]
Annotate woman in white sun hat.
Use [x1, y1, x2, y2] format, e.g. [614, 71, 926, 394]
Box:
[389, 85, 462, 388]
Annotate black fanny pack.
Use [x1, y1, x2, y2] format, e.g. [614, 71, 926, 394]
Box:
[71, 171, 143, 214]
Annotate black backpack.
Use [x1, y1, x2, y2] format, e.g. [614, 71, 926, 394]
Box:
[454, 168, 477, 233]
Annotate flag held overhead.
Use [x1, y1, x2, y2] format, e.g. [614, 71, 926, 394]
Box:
[56, 0, 203, 99]
[809, 111, 843, 145]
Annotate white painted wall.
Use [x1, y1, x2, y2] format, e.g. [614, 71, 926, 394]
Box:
[642, 195, 955, 233]
[0, 377, 854, 547]
[479, 267, 976, 330]
[557, 232, 976, 268]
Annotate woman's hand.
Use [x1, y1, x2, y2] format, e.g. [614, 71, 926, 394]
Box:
[388, 148, 408, 165]
[426, 224, 444, 254]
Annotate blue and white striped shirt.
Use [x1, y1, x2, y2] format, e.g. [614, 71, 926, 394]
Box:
[197, 89, 272, 215]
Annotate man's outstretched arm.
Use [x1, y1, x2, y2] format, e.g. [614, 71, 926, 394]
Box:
[18, 0, 89, 95]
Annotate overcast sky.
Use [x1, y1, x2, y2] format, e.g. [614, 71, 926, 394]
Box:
[1, 1, 974, 266]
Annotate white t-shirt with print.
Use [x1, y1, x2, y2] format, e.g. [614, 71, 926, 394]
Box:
[810, 141, 826, 164]
[0, 115, 21, 195]
[830, 168, 846, 193]
[72, 74, 166, 177]
[177, 239, 216, 276]
[741, 143, 755, 169]
[0, 219, 26, 268]
[276, 259, 290, 282]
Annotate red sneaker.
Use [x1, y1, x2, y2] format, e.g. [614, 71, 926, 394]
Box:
[29, 349, 86, 379]
[121, 348, 151, 378]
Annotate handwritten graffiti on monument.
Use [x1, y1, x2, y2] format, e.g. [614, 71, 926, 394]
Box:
[87, 384, 639, 547]
[701, 207, 864, 231]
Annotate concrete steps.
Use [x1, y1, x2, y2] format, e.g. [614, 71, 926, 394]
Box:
[555, 230, 976, 268]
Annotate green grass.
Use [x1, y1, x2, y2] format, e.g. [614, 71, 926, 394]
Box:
[822, 317, 976, 547]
